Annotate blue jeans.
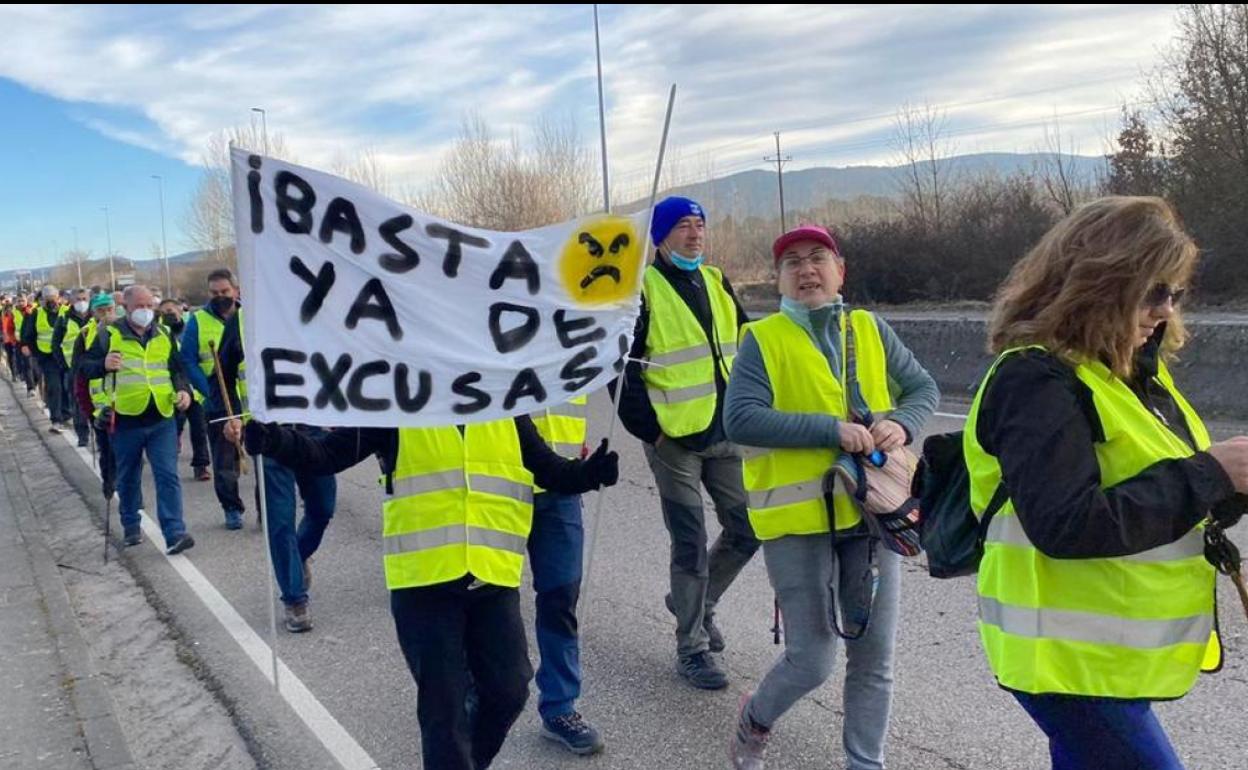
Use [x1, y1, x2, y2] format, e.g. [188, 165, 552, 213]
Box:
[527, 492, 585, 721]
[260, 436, 337, 606]
[112, 418, 186, 542]
[1012, 691, 1184, 770]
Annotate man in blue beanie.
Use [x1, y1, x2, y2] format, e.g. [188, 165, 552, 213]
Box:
[614, 196, 759, 690]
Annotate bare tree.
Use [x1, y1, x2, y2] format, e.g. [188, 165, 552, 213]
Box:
[333, 147, 393, 196]
[1036, 116, 1099, 214]
[426, 112, 596, 230]
[182, 124, 292, 262]
[891, 102, 954, 232]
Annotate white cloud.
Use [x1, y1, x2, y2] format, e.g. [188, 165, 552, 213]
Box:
[0, 3, 1179, 196]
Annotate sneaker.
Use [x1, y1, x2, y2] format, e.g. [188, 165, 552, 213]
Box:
[284, 602, 313, 633]
[665, 593, 726, 653]
[541, 712, 604, 756]
[729, 693, 769, 770]
[166, 534, 195, 556]
[195, 466, 211, 482]
[123, 530, 142, 547]
[676, 651, 728, 690]
[224, 510, 243, 530]
[48, 424, 61, 434]
[302, 559, 312, 591]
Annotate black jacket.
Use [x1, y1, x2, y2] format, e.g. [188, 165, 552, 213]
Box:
[976, 342, 1239, 559]
[262, 418, 605, 496]
[613, 259, 748, 450]
[79, 319, 192, 428]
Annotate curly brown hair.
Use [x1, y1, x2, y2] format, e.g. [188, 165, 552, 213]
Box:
[989, 196, 1198, 377]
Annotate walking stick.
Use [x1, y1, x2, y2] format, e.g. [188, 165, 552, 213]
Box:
[207, 339, 248, 475]
[103, 371, 116, 564]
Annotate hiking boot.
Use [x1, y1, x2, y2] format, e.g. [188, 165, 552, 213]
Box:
[123, 530, 142, 547]
[195, 466, 211, 482]
[166, 534, 195, 556]
[665, 593, 726, 653]
[677, 651, 728, 690]
[729, 693, 769, 770]
[541, 711, 604, 755]
[224, 510, 243, 530]
[284, 602, 313, 633]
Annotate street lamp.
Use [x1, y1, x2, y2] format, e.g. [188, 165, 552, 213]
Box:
[71, 226, 82, 287]
[152, 175, 171, 296]
[251, 107, 269, 155]
[101, 206, 115, 291]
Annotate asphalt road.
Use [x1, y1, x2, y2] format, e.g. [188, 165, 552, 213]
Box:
[26, 390, 1248, 770]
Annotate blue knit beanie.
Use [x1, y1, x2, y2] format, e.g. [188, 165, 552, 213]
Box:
[650, 196, 706, 246]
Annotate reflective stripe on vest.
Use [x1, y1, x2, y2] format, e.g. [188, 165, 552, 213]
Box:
[35, 307, 55, 354]
[640, 265, 738, 438]
[107, 326, 175, 418]
[382, 420, 535, 590]
[531, 394, 589, 459]
[741, 309, 892, 540]
[965, 346, 1218, 699]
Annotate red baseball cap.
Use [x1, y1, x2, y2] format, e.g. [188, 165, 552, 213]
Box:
[772, 224, 839, 263]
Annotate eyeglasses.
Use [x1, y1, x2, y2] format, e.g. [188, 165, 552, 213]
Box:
[1142, 283, 1186, 309]
[779, 252, 835, 272]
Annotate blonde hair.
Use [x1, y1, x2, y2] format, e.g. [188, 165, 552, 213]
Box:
[989, 196, 1198, 377]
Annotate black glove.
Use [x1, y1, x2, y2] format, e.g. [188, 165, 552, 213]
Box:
[582, 438, 619, 488]
[243, 421, 280, 457]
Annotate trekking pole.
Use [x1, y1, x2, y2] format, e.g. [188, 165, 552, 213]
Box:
[1205, 520, 1248, 622]
[207, 340, 248, 475]
[103, 371, 116, 564]
[771, 597, 782, 645]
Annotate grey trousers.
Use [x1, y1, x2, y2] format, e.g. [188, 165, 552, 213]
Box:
[748, 533, 901, 770]
[643, 438, 759, 657]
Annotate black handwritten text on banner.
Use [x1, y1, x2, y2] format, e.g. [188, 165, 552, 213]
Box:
[231, 149, 647, 427]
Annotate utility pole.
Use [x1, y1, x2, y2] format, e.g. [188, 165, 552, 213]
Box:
[152, 175, 171, 296]
[102, 206, 115, 291]
[764, 131, 791, 233]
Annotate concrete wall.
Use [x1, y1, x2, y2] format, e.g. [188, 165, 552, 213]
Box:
[882, 314, 1248, 420]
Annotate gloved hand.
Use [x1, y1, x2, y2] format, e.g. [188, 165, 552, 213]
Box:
[582, 438, 619, 488]
[243, 421, 281, 457]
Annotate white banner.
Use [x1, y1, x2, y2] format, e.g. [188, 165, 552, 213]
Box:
[231, 148, 647, 427]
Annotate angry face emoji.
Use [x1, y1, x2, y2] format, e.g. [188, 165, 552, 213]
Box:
[558, 215, 643, 307]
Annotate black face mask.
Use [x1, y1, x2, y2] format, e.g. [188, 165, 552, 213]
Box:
[162, 313, 184, 332]
[209, 296, 235, 316]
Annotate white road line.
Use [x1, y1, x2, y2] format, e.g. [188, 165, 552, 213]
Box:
[55, 429, 379, 770]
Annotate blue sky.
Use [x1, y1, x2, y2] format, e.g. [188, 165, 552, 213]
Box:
[0, 4, 1179, 273]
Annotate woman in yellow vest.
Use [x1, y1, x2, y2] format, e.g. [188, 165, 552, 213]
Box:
[966, 197, 1248, 769]
[724, 224, 938, 770]
[239, 415, 619, 770]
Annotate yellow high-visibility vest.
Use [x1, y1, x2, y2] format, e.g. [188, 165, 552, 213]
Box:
[640, 265, 738, 437]
[966, 347, 1219, 699]
[740, 309, 892, 539]
[383, 420, 535, 590]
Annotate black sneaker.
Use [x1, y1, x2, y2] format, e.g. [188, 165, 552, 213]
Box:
[165, 534, 195, 555]
[664, 593, 726, 653]
[123, 530, 142, 547]
[541, 711, 604, 755]
[677, 651, 728, 690]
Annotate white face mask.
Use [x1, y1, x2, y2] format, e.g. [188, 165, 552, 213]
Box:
[129, 308, 155, 329]
[73, 301, 88, 314]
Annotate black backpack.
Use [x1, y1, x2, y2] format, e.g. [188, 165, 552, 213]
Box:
[912, 430, 1007, 578]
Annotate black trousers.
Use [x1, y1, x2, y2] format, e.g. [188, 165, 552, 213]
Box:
[390, 577, 532, 770]
[206, 415, 244, 514]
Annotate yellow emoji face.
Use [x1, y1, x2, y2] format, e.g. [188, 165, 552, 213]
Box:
[558, 215, 642, 307]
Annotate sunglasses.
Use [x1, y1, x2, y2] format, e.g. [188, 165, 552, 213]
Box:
[1142, 283, 1186, 309]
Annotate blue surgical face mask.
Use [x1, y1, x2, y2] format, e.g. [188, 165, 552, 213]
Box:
[667, 249, 704, 271]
